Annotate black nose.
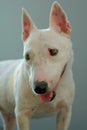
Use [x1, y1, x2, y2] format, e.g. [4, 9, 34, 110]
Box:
[34, 81, 48, 94]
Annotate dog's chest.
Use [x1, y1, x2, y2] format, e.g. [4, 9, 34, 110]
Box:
[31, 103, 58, 118]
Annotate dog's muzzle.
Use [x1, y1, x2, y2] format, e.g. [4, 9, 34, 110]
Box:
[33, 81, 56, 103]
[33, 64, 67, 103]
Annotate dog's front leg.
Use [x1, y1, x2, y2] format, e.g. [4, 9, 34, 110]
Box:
[56, 106, 72, 130]
[16, 111, 30, 130]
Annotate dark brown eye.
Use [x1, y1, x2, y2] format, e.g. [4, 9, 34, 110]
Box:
[48, 48, 58, 56]
[25, 53, 30, 61]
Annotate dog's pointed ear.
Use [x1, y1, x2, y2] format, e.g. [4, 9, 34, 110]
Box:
[49, 1, 71, 35]
[22, 8, 36, 41]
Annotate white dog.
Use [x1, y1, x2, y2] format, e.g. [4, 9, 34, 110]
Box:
[0, 1, 75, 130]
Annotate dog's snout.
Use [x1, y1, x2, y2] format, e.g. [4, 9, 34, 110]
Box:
[34, 81, 48, 94]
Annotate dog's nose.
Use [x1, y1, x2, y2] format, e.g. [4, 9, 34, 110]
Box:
[34, 81, 48, 94]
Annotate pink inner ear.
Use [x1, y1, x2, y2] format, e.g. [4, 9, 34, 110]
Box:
[57, 14, 70, 34]
[51, 4, 71, 34]
[24, 19, 30, 32]
[23, 17, 31, 41]
[23, 31, 29, 41]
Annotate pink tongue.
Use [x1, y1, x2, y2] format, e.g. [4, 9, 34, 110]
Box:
[39, 91, 53, 103]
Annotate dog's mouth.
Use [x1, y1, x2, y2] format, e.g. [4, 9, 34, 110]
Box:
[39, 86, 57, 103]
[39, 64, 67, 103]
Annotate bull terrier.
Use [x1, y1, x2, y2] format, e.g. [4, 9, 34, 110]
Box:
[0, 1, 75, 130]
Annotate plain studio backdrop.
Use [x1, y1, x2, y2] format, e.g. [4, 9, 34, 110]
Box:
[0, 0, 87, 130]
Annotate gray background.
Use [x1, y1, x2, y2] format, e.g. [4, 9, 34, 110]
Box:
[0, 0, 87, 130]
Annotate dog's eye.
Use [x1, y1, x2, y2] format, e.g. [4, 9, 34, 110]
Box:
[48, 48, 58, 56]
[25, 53, 30, 61]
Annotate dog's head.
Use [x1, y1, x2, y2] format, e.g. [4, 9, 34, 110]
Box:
[22, 1, 73, 103]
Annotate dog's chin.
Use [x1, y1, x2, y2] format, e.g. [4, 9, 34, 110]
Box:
[39, 86, 57, 103]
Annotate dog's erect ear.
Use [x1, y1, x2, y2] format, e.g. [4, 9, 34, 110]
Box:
[49, 1, 71, 35]
[22, 8, 36, 41]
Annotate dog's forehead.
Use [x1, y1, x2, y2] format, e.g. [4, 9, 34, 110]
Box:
[39, 29, 70, 48]
[24, 29, 71, 53]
